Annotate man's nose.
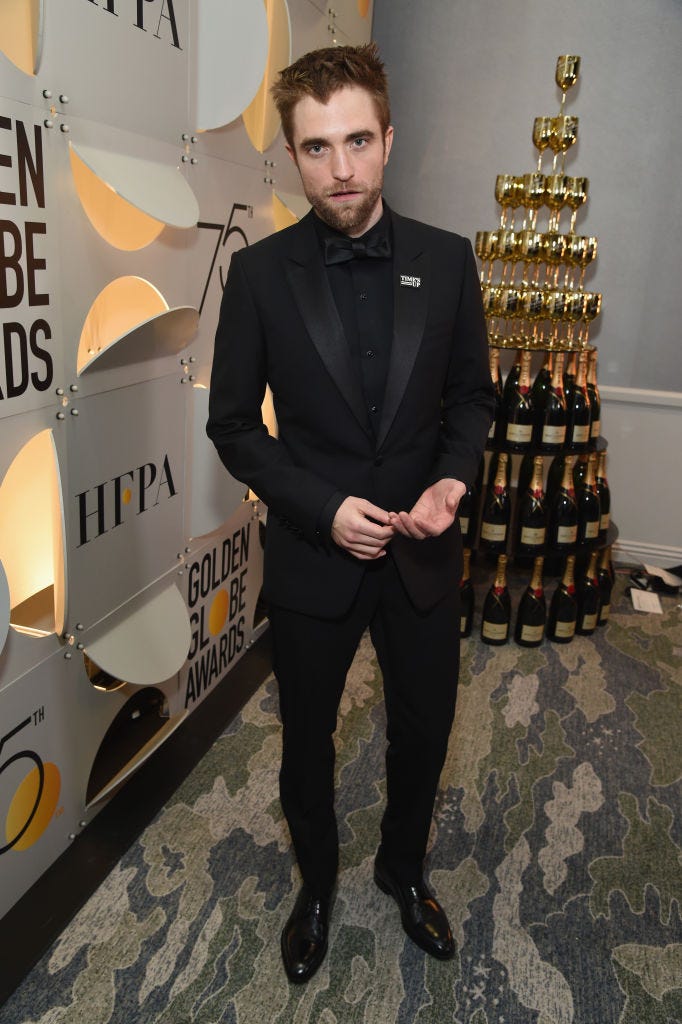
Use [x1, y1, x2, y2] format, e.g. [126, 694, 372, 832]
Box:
[330, 147, 353, 181]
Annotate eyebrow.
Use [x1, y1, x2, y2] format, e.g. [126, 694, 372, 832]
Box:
[298, 128, 377, 149]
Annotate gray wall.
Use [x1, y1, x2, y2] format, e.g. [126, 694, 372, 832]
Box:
[373, 0, 682, 392]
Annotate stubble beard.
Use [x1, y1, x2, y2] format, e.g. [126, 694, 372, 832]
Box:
[304, 175, 384, 236]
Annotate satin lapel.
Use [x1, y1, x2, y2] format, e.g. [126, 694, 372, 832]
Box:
[284, 214, 371, 435]
[376, 215, 429, 450]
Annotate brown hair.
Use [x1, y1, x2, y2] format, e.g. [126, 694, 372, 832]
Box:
[272, 43, 391, 148]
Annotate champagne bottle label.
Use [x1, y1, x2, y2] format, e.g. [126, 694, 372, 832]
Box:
[554, 619, 576, 638]
[482, 620, 508, 640]
[506, 422, 533, 444]
[460, 615, 468, 633]
[557, 524, 578, 543]
[571, 424, 590, 444]
[581, 612, 598, 631]
[488, 421, 495, 439]
[481, 522, 507, 542]
[600, 603, 610, 621]
[521, 526, 546, 545]
[585, 520, 599, 539]
[520, 623, 544, 643]
[591, 418, 601, 439]
[600, 511, 610, 530]
[542, 424, 566, 445]
[460, 515, 470, 536]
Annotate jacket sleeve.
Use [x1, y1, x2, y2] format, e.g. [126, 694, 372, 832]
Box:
[206, 250, 344, 543]
[427, 236, 494, 489]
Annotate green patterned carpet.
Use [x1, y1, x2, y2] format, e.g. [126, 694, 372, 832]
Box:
[3, 572, 682, 1024]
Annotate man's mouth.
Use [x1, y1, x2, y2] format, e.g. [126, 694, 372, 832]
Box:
[329, 189, 361, 200]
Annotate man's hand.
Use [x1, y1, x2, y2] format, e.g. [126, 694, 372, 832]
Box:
[389, 478, 466, 540]
[331, 497, 395, 560]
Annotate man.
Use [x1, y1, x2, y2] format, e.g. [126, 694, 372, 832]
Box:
[207, 43, 493, 983]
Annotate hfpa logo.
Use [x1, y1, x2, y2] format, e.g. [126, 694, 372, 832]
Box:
[75, 454, 177, 547]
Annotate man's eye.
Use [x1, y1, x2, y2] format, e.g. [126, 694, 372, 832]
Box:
[308, 144, 323, 155]
[352, 138, 367, 148]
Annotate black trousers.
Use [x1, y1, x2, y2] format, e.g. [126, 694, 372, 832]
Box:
[269, 554, 460, 895]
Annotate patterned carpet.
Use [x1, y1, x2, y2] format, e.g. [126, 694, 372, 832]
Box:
[3, 571, 682, 1024]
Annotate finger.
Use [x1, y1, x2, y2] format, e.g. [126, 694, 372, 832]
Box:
[397, 511, 428, 540]
[358, 500, 392, 526]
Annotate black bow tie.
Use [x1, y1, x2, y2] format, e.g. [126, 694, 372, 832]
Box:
[324, 233, 392, 266]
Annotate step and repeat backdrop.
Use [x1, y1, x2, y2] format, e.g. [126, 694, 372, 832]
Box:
[0, 0, 373, 919]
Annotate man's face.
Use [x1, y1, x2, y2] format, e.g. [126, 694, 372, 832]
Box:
[286, 85, 393, 237]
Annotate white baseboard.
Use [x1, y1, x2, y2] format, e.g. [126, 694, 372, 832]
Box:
[613, 539, 682, 569]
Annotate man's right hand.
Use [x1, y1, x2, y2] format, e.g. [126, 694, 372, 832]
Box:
[331, 497, 395, 561]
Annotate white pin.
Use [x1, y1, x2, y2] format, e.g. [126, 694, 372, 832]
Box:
[400, 274, 421, 288]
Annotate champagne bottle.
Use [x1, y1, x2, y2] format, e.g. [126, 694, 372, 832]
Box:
[481, 553, 511, 645]
[576, 451, 601, 546]
[458, 483, 477, 547]
[576, 550, 601, 635]
[565, 350, 591, 451]
[504, 349, 534, 451]
[587, 349, 601, 440]
[563, 351, 577, 394]
[502, 350, 522, 406]
[545, 453, 565, 508]
[489, 348, 504, 444]
[530, 352, 552, 444]
[480, 452, 510, 552]
[547, 455, 578, 550]
[515, 455, 547, 554]
[538, 351, 567, 452]
[487, 450, 511, 490]
[517, 451, 534, 500]
[515, 556, 546, 647]
[596, 450, 611, 544]
[546, 554, 577, 643]
[573, 452, 589, 492]
[597, 546, 614, 625]
[460, 548, 474, 638]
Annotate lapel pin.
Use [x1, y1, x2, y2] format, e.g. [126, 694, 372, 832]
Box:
[400, 274, 421, 288]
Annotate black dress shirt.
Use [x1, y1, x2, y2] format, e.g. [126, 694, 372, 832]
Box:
[312, 203, 394, 433]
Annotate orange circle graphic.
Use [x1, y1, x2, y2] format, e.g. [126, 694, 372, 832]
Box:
[358, 0, 370, 17]
[6, 762, 61, 851]
[122, 488, 132, 505]
[208, 589, 228, 636]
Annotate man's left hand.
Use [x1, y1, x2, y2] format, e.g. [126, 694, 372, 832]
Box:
[389, 478, 467, 540]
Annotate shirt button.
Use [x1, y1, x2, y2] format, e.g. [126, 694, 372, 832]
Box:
[366, 349, 374, 358]
[370, 405, 377, 413]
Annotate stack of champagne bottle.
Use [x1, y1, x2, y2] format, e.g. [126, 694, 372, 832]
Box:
[460, 545, 615, 646]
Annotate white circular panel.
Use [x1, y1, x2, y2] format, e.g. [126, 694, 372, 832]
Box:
[0, 560, 10, 653]
[71, 143, 199, 231]
[194, 0, 269, 131]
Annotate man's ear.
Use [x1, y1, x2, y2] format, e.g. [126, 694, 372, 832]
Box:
[383, 125, 394, 166]
[285, 143, 297, 166]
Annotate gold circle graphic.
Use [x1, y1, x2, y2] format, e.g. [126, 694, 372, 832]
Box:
[208, 590, 229, 636]
[6, 762, 61, 851]
[122, 488, 132, 505]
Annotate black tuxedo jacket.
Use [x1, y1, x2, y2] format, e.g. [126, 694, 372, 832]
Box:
[207, 207, 494, 618]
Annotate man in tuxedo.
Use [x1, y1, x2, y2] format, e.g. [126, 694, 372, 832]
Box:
[207, 43, 493, 983]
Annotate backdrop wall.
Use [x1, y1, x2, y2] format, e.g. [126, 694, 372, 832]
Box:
[373, 0, 682, 562]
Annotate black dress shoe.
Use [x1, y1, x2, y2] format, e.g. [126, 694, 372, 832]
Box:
[374, 855, 455, 960]
[281, 885, 332, 983]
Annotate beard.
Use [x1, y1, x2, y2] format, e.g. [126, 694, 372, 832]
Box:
[303, 175, 384, 236]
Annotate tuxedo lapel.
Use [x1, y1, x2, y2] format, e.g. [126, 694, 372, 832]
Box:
[376, 213, 429, 450]
[284, 213, 371, 436]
